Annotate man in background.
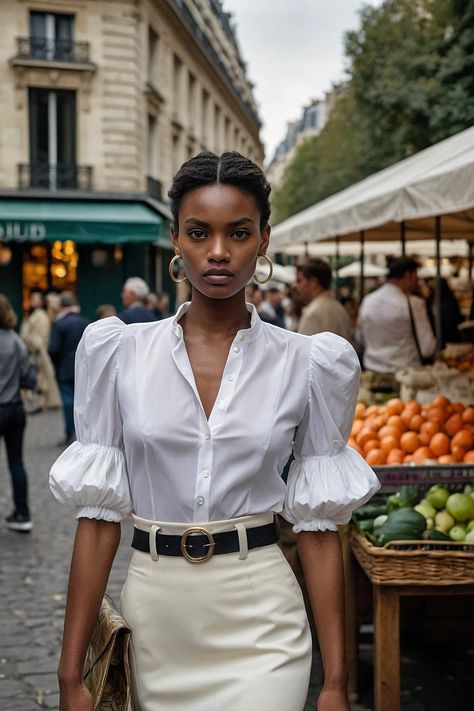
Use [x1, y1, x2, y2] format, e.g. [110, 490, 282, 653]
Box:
[294, 260, 353, 341]
[49, 292, 89, 445]
[356, 257, 436, 373]
[119, 277, 156, 324]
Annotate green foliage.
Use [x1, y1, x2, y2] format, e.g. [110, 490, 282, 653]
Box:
[273, 0, 474, 224]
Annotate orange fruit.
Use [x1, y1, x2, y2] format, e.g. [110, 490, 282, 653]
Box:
[401, 408, 415, 426]
[357, 428, 378, 447]
[380, 435, 399, 455]
[404, 454, 414, 464]
[351, 420, 364, 437]
[451, 402, 465, 414]
[438, 454, 456, 464]
[409, 414, 426, 432]
[386, 448, 404, 465]
[400, 431, 421, 454]
[355, 403, 366, 419]
[387, 415, 408, 433]
[405, 400, 422, 415]
[462, 407, 474, 424]
[426, 407, 448, 424]
[365, 405, 380, 417]
[452, 429, 474, 451]
[420, 421, 440, 438]
[372, 414, 388, 430]
[363, 439, 380, 455]
[348, 438, 363, 456]
[386, 398, 404, 416]
[412, 446, 435, 464]
[429, 432, 450, 458]
[378, 425, 400, 441]
[463, 450, 474, 463]
[444, 413, 464, 438]
[451, 445, 466, 462]
[432, 395, 451, 408]
[366, 448, 386, 466]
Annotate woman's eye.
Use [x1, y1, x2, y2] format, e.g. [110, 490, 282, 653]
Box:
[188, 229, 207, 240]
[231, 229, 249, 240]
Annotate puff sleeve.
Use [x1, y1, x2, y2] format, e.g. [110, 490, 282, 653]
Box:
[283, 332, 380, 532]
[49, 317, 132, 522]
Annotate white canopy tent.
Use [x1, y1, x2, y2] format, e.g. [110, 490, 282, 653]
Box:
[273, 239, 468, 258]
[337, 261, 386, 278]
[271, 125, 474, 248]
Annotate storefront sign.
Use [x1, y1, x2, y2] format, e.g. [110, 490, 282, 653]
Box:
[0, 221, 47, 242]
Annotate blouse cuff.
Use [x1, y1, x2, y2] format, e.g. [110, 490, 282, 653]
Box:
[283, 446, 381, 534]
[77, 505, 126, 523]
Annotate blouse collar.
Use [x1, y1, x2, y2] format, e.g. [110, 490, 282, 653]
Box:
[171, 301, 262, 343]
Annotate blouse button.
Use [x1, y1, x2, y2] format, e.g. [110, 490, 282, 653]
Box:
[227, 375, 234, 382]
[196, 496, 205, 505]
[233, 346, 240, 353]
[205, 433, 211, 440]
[239, 334, 245, 342]
[202, 470, 210, 478]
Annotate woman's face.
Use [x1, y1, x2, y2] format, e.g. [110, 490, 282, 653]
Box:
[172, 184, 270, 300]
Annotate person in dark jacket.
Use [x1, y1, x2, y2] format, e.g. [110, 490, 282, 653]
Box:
[0, 294, 37, 531]
[427, 277, 463, 348]
[118, 277, 156, 324]
[49, 292, 89, 445]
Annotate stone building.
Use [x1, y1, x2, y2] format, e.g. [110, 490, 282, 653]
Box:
[0, 0, 263, 318]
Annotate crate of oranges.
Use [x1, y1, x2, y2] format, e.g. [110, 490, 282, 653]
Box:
[350, 396, 474, 467]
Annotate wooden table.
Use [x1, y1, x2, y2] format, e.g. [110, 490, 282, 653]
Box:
[344, 533, 474, 711]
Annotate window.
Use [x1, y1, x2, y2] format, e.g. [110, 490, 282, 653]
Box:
[202, 89, 210, 146]
[188, 72, 196, 132]
[30, 11, 74, 61]
[173, 55, 183, 117]
[147, 114, 159, 178]
[29, 88, 76, 189]
[148, 27, 159, 87]
[215, 105, 221, 153]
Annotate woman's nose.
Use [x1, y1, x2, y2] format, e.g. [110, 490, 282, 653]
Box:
[207, 236, 230, 262]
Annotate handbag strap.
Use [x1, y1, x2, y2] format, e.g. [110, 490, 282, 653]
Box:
[406, 295, 424, 364]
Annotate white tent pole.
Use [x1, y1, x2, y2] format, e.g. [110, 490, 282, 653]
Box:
[435, 216, 442, 356]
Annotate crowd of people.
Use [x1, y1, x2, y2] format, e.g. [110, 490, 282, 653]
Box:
[0, 255, 466, 533]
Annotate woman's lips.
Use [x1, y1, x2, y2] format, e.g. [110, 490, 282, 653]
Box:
[203, 273, 234, 284]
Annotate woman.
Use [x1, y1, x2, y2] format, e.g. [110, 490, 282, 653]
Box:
[0, 294, 37, 531]
[50, 153, 380, 711]
[20, 289, 61, 412]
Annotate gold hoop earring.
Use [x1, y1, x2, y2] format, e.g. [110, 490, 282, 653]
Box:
[168, 254, 187, 283]
[253, 254, 273, 285]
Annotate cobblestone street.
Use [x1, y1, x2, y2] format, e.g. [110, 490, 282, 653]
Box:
[1, 410, 472, 711]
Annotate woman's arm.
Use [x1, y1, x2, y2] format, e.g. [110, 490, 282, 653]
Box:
[58, 518, 121, 709]
[298, 530, 350, 711]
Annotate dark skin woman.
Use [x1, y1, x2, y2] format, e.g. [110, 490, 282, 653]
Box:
[57, 155, 352, 711]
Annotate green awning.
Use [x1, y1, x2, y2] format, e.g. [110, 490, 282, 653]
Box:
[0, 199, 170, 246]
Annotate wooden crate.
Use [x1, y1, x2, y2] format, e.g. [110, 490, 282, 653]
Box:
[350, 527, 474, 586]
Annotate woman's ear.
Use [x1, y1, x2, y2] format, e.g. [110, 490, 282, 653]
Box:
[170, 225, 180, 254]
[257, 224, 271, 256]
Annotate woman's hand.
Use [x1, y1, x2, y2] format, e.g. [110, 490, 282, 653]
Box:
[317, 685, 351, 711]
[59, 681, 93, 710]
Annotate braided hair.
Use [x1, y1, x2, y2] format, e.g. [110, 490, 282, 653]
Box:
[168, 152, 271, 230]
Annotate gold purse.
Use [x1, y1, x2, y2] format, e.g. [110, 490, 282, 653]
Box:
[83, 594, 132, 711]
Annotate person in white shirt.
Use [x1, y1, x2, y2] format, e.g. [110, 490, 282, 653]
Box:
[294, 260, 354, 342]
[49, 152, 379, 711]
[356, 257, 436, 373]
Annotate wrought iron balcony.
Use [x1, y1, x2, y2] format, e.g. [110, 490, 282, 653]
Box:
[15, 36, 90, 64]
[18, 163, 93, 191]
[147, 176, 163, 201]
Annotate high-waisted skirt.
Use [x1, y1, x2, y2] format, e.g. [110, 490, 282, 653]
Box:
[120, 512, 312, 711]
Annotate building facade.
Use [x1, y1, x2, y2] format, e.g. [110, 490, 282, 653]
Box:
[0, 0, 263, 318]
[267, 83, 345, 189]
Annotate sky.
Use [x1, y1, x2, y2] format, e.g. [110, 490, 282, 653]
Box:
[223, 0, 381, 160]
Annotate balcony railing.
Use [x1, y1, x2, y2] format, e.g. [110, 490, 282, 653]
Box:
[147, 176, 163, 201]
[18, 163, 93, 191]
[15, 36, 90, 64]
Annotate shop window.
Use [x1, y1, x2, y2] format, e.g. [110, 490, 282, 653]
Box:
[22, 240, 78, 308]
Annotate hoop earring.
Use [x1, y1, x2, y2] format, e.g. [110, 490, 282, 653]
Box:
[168, 254, 187, 283]
[253, 254, 273, 285]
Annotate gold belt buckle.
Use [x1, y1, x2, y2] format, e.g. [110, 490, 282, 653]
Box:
[181, 527, 215, 564]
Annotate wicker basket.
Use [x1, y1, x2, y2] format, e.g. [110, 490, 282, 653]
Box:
[350, 527, 474, 586]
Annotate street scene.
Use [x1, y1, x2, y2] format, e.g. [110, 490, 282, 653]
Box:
[1, 1, 474, 710]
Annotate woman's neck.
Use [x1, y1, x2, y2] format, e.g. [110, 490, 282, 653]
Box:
[181, 290, 250, 338]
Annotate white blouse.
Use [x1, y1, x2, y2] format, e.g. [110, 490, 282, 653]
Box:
[49, 302, 380, 531]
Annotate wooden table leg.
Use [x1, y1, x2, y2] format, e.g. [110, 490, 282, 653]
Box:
[373, 585, 400, 711]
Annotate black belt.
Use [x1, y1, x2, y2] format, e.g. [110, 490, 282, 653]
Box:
[132, 520, 279, 563]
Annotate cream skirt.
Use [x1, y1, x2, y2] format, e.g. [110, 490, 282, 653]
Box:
[120, 512, 312, 711]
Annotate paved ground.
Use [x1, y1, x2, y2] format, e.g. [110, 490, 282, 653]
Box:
[0, 410, 472, 710]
